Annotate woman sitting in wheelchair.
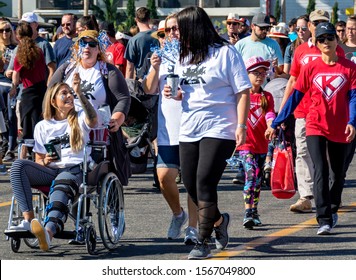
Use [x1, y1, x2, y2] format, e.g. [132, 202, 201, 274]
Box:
[9, 73, 97, 251]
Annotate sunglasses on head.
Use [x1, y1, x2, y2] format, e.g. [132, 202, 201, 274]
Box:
[316, 35, 336, 44]
[157, 33, 165, 38]
[227, 22, 238, 26]
[0, 28, 11, 33]
[296, 26, 307, 32]
[165, 26, 178, 33]
[61, 23, 71, 27]
[79, 39, 98, 48]
[257, 25, 270, 31]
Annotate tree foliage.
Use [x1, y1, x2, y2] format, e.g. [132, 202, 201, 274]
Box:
[331, 1, 339, 25]
[274, 0, 281, 22]
[125, 0, 136, 30]
[307, 0, 316, 15]
[91, 0, 125, 28]
[147, 0, 158, 20]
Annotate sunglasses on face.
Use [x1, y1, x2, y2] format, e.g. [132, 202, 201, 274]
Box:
[61, 23, 71, 27]
[0, 28, 11, 33]
[157, 33, 165, 38]
[257, 25, 270, 31]
[316, 35, 336, 44]
[79, 39, 98, 48]
[296, 26, 308, 32]
[165, 26, 178, 33]
[227, 22, 238, 26]
[312, 21, 327, 26]
[336, 29, 345, 33]
[249, 71, 267, 77]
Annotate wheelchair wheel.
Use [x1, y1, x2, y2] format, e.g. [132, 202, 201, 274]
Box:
[98, 172, 125, 250]
[24, 238, 39, 249]
[85, 225, 97, 255]
[10, 237, 21, 253]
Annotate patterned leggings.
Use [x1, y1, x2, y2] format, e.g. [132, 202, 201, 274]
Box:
[239, 151, 266, 206]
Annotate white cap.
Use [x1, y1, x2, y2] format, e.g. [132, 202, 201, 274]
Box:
[38, 28, 48, 34]
[20, 12, 38, 23]
[115, 31, 132, 40]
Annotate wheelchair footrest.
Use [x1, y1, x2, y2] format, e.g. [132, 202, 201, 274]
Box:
[4, 229, 35, 239]
[53, 230, 76, 239]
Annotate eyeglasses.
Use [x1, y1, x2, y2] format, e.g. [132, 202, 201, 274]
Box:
[0, 28, 11, 33]
[157, 33, 165, 39]
[249, 71, 267, 77]
[165, 26, 178, 33]
[336, 29, 345, 33]
[257, 25, 270, 31]
[296, 26, 308, 32]
[227, 22, 238, 26]
[316, 35, 336, 44]
[79, 39, 98, 48]
[61, 23, 71, 27]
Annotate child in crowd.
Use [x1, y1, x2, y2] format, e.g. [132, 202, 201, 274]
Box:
[237, 56, 276, 229]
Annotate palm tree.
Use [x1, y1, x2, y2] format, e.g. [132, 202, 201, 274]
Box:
[125, 0, 136, 30]
[307, 0, 316, 15]
[91, 0, 125, 27]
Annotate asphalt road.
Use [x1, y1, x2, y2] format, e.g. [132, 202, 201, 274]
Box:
[0, 157, 356, 260]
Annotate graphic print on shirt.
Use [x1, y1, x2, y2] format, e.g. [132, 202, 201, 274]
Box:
[313, 73, 347, 102]
[345, 51, 356, 64]
[180, 65, 206, 85]
[248, 101, 263, 128]
[76, 80, 96, 100]
[301, 54, 321, 65]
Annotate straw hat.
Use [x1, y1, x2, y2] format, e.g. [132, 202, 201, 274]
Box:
[222, 13, 239, 25]
[151, 20, 165, 39]
[268, 23, 289, 39]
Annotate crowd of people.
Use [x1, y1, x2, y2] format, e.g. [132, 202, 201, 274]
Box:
[1, 6, 355, 259]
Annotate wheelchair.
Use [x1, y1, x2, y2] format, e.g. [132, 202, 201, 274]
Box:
[4, 128, 125, 255]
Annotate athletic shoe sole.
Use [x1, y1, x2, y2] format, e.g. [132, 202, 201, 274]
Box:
[31, 219, 49, 251]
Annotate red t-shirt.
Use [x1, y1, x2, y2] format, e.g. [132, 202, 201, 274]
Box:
[14, 49, 46, 89]
[106, 42, 127, 76]
[237, 90, 275, 154]
[294, 56, 356, 143]
[290, 39, 345, 118]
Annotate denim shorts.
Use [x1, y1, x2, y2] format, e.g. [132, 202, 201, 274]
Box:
[157, 145, 180, 169]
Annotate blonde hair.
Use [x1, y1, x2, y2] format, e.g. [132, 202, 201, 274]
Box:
[0, 21, 17, 47]
[43, 83, 83, 153]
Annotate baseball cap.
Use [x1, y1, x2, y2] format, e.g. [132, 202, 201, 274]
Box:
[222, 13, 239, 24]
[151, 20, 165, 39]
[268, 23, 289, 39]
[115, 31, 131, 41]
[20, 12, 38, 23]
[315, 22, 336, 38]
[252, 13, 270, 27]
[309, 10, 330, 22]
[77, 30, 99, 42]
[38, 28, 48, 34]
[239, 18, 250, 26]
[244, 56, 270, 72]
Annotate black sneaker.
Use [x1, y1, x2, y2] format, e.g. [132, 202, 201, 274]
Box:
[214, 213, 230, 250]
[3, 150, 15, 162]
[243, 209, 254, 229]
[251, 208, 262, 226]
[188, 240, 211, 260]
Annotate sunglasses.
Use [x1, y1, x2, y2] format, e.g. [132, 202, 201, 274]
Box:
[257, 25, 270, 31]
[312, 20, 327, 26]
[165, 26, 178, 33]
[157, 33, 165, 38]
[79, 40, 98, 48]
[0, 28, 11, 33]
[227, 22, 238, 26]
[316, 35, 336, 44]
[249, 71, 267, 77]
[336, 29, 345, 32]
[61, 23, 71, 27]
[296, 26, 308, 32]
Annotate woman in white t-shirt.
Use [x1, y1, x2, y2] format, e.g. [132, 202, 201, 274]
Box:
[164, 6, 251, 259]
[9, 73, 97, 251]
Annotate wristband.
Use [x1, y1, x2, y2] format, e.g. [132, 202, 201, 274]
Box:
[237, 124, 247, 129]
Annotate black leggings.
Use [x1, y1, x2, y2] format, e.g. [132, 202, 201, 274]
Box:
[179, 137, 235, 242]
[307, 136, 349, 226]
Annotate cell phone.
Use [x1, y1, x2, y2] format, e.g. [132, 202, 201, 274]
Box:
[44, 143, 61, 160]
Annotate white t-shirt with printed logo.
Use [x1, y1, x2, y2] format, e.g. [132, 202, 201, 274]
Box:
[175, 45, 251, 142]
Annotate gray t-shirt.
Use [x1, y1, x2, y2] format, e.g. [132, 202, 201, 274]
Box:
[124, 30, 158, 75]
[340, 43, 356, 64]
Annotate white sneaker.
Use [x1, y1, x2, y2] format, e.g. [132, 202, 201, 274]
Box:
[317, 224, 331, 235]
[31, 219, 51, 251]
[9, 220, 31, 231]
[167, 209, 188, 239]
[184, 226, 198, 245]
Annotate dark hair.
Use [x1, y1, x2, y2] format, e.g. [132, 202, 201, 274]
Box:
[335, 20, 346, 28]
[77, 15, 99, 31]
[135, 7, 150, 23]
[63, 13, 78, 22]
[297, 14, 309, 22]
[16, 22, 39, 69]
[177, 6, 228, 65]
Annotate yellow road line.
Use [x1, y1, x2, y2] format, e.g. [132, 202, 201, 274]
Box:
[0, 201, 12, 207]
[211, 202, 356, 260]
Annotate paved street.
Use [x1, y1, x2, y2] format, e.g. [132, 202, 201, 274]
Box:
[0, 157, 356, 260]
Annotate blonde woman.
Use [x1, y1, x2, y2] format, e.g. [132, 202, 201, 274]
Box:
[9, 73, 97, 252]
[0, 17, 17, 71]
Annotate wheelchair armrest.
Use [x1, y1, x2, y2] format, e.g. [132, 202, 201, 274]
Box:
[87, 160, 110, 186]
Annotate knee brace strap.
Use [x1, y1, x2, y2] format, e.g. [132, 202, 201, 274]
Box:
[44, 216, 65, 233]
[46, 201, 69, 215]
[49, 179, 79, 199]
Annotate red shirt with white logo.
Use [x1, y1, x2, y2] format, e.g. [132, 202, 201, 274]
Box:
[294, 56, 356, 143]
[106, 41, 127, 76]
[237, 90, 275, 153]
[290, 39, 345, 118]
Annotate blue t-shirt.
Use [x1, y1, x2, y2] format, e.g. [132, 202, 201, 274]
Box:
[54, 36, 74, 68]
